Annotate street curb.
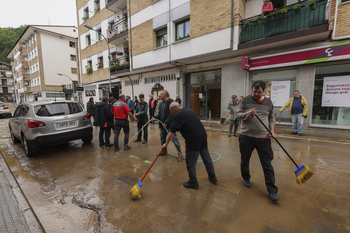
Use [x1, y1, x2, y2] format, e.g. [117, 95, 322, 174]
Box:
[0, 150, 46, 233]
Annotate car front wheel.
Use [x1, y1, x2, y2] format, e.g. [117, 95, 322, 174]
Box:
[22, 135, 37, 157]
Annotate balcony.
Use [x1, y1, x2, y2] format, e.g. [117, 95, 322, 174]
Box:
[19, 48, 28, 56]
[239, 0, 329, 48]
[21, 61, 29, 68]
[106, 0, 127, 13]
[107, 17, 128, 45]
[110, 56, 130, 75]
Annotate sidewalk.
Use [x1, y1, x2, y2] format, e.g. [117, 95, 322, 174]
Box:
[204, 120, 350, 143]
[0, 153, 43, 233]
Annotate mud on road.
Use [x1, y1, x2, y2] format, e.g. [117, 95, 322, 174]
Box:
[0, 115, 350, 232]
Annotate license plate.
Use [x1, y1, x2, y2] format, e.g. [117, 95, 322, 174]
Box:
[56, 121, 78, 128]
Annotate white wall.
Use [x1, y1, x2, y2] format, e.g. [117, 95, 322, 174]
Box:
[133, 46, 169, 69]
[40, 33, 78, 85]
[36, 26, 78, 38]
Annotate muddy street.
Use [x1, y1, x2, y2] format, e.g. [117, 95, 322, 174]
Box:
[0, 111, 350, 232]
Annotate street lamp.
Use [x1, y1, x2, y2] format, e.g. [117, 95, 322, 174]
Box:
[57, 73, 74, 98]
[84, 24, 112, 92]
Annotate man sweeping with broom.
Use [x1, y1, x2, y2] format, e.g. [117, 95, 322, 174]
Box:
[162, 102, 217, 189]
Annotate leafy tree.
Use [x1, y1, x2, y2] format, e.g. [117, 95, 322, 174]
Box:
[0, 25, 26, 63]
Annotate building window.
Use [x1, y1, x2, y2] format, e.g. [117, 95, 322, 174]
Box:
[97, 57, 104, 69]
[341, 0, 350, 2]
[97, 29, 102, 41]
[83, 7, 89, 21]
[156, 28, 167, 47]
[71, 68, 77, 74]
[86, 35, 91, 46]
[69, 41, 76, 48]
[87, 60, 92, 68]
[111, 52, 117, 62]
[176, 19, 190, 41]
[70, 55, 76, 61]
[95, 0, 100, 12]
[125, 79, 139, 86]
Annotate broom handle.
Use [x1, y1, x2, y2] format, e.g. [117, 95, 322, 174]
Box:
[278, 112, 281, 134]
[255, 115, 299, 168]
[141, 149, 163, 182]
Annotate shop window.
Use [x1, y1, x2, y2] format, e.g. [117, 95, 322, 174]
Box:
[156, 28, 167, 47]
[312, 63, 350, 126]
[251, 69, 297, 123]
[176, 19, 190, 41]
[71, 68, 77, 74]
[70, 55, 76, 61]
[69, 41, 76, 48]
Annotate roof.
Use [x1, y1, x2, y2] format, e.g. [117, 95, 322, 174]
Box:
[0, 61, 11, 67]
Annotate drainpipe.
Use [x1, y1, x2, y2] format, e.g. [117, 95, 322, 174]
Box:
[128, 0, 133, 70]
[331, 0, 350, 40]
[34, 31, 43, 98]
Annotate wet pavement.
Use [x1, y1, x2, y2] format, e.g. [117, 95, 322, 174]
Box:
[0, 104, 350, 232]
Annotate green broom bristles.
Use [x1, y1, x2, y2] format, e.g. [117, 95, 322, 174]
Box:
[130, 182, 142, 199]
[295, 165, 314, 185]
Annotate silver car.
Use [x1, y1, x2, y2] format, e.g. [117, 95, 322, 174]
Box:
[9, 100, 93, 156]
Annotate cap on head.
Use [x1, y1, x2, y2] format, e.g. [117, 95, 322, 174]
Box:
[139, 94, 144, 99]
[231, 95, 237, 99]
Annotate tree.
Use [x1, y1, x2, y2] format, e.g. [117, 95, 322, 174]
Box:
[0, 25, 26, 63]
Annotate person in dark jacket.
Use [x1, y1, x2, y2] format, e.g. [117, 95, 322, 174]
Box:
[108, 92, 117, 107]
[134, 94, 148, 144]
[87, 97, 95, 119]
[175, 95, 181, 105]
[152, 90, 183, 162]
[94, 97, 114, 148]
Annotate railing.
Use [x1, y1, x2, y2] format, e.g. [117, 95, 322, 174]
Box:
[110, 56, 130, 73]
[240, 0, 328, 44]
[107, 17, 128, 40]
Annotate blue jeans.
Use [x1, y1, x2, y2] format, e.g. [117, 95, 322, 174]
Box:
[292, 113, 304, 134]
[186, 147, 216, 184]
[160, 127, 180, 148]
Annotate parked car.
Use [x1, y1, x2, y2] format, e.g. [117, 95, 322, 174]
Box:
[0, 102, 11, 118]
[8, 100, 93, 156]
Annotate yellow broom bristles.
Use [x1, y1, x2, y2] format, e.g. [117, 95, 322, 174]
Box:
[130, 183, 142, 199]
[295, 166, 314, 185]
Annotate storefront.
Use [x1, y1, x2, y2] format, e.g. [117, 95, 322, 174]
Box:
[185, 69, 221, 120]
[245, 40, 350, 129]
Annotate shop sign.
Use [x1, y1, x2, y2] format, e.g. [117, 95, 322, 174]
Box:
[85, 90, 96, 97]
[245, 41, 350, 71]
[322, 76, 350, 107]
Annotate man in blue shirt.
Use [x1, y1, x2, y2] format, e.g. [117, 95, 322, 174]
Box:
[127, 95, 134, 122]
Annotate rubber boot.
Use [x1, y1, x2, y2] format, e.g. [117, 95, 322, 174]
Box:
[234, 124, 238, 137]
[176, 146, 183, 162]
[228, 124, 233, 137]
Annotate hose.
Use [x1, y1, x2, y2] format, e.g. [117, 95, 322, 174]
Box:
[134, 118, 221, 163]
[202, 117, 230, 133]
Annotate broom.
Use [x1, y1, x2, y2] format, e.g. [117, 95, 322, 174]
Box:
[255, 115, 314, 185]
[130, 149, 163, 199]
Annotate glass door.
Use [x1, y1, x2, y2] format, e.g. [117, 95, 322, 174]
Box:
[191, 84, 207, 119]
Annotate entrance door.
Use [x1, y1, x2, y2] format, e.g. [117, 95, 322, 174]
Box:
[191, 86, 201, 117]
[191, 85, 208, 119]
[208, 88, 221, 119]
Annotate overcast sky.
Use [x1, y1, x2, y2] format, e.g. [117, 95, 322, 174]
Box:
[0, 0, 77, 28]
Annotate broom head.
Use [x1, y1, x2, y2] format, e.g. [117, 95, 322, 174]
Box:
[130, 181, 142, 199]
[295, 164, 314, 185]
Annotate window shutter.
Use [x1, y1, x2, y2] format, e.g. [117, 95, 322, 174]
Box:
[156, 28, 167, 37]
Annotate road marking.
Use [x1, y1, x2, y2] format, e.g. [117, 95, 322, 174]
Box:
[143, 160, 152, 164]
[205, 127, 350, 145]
[210, 183, 240, 194]
[129, 155, 139, 160]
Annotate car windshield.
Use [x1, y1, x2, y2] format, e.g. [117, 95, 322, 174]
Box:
[34, 103, 83, 116]
[0, 104, 5, 107]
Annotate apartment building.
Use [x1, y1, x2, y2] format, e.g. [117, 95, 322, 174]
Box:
[77, 0, 350, 130]
[0, 61, 15, 102]
[6, 25, 79, 103]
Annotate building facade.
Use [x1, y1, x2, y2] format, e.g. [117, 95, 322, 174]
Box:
[6, 25, 79, 103]
[76, 0, 350, 130]
[0, 61, 15, 102]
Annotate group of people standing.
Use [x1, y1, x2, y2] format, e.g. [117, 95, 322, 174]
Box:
[87, 81, 308, 202]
